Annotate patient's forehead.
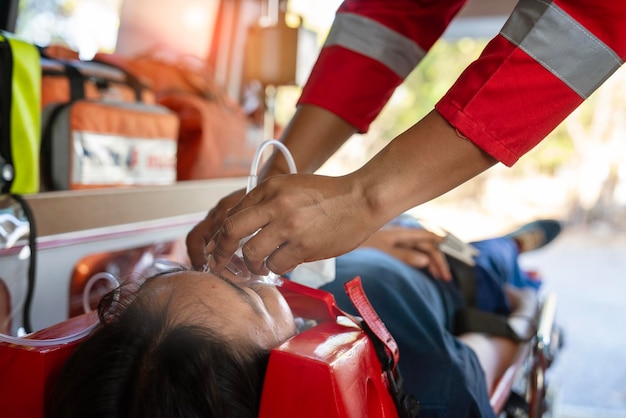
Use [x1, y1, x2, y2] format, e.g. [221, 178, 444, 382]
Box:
[138, 269, 297, 349]
[140, 270, 245, 313]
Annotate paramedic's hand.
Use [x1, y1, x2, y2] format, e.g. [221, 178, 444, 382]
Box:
[206, 173, 382, 276]
[186, 188, 246, 270]
[360, 228, 452, 281]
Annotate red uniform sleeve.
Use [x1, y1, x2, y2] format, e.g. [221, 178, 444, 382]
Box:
[300, 0, 625, 167]
[298, 0, 467, 133]
[436, 0, 626, 166]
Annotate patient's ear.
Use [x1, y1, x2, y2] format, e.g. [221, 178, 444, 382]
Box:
[0, 279, 11, 334]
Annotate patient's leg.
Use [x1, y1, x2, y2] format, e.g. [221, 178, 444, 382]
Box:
[460, 285, 538, 392]
[458, 333, 518, 393]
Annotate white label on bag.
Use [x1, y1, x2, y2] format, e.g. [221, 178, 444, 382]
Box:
[73, 131, 177, 185]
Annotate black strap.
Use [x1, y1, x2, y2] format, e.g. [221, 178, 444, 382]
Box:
[344, 277, 420, 418]
[447, 255, 535, 342]
[90, 59, 146, 102]
[0, 35, 14, 194]
[446, 255, 476, 307]
[454, 308, 535, 342]
[39, 61, 86, 190]
[62, 62, 86, 101]
[360, 319, 421, 418]
[40, 102, 71, 191]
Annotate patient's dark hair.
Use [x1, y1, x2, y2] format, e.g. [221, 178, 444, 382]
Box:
[47, 275, 270, 418]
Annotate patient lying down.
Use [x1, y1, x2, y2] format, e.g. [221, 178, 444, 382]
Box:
[48, 218, 559, 418]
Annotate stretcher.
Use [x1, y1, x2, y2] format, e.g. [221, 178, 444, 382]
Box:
[0, 252, 561, 418]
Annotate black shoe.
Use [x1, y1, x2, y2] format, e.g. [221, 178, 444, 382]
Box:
[506, 220, 562, 253]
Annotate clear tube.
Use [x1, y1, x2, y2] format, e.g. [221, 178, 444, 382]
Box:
[82, 272, 120, 314]
[246, 139, 297, 193]
[207, 139, 298, 286]
[0, 272, 119, 347]
[0, 322, 98, 347]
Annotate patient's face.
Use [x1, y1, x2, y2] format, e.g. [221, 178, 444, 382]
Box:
[140, 269, 297, 350]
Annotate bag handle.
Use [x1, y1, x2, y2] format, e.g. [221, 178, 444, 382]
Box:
[88, 58, 148, 102]
[41, 47, 149, 102]
[62, 62, 85, 101]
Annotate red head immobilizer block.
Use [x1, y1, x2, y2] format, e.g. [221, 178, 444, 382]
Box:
[0, 280, 399, 418]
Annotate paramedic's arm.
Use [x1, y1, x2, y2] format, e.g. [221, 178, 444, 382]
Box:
[207, 109, 497, 275]
[186, 105, 356, 269]
[263, 104, 357, 177]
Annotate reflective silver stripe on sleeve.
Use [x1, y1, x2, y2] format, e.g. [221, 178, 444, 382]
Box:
[500, 0, 623, 99]
[324, 12, 425, 79]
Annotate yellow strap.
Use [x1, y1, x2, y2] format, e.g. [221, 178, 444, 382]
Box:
[3, 32, 41, 194]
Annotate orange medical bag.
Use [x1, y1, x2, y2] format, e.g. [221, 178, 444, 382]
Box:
[39, 56, 179, 191]
[94, 52, 261, 181]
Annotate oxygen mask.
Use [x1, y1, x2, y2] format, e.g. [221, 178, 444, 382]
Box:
[205, 248, 283, 286]
[204, 139, 297, 287]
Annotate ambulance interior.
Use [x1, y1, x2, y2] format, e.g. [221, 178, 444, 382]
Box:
[0, 1, 564, 417]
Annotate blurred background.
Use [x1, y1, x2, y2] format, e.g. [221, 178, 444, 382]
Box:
[10, 0, 626, 416]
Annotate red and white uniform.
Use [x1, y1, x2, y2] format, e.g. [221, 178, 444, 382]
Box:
[299, 0, 626, 166]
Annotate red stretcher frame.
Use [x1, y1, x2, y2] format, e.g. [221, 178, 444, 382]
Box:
[0, 276, 559, 418]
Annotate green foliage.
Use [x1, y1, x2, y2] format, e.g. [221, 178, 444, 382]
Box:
[372, 38, 484, 142]
[510, 126, 575, 176]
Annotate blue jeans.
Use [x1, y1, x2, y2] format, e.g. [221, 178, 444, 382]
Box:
[323, 248, 495, 418]
[471, 236, 540, 314]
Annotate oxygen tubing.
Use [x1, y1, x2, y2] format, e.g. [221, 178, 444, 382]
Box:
[246, 139, 297, 193]
[0, 272, 119, 347]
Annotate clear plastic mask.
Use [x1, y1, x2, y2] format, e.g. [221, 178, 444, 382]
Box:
[203, 139, 297, 287]
[151, 256, 282, 287]
[210, 247, 283, 286]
